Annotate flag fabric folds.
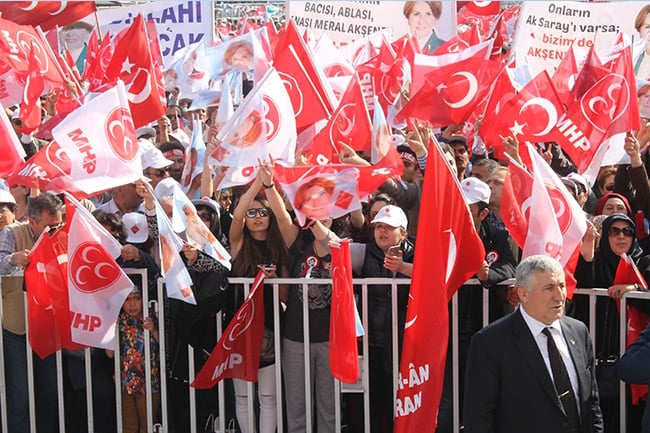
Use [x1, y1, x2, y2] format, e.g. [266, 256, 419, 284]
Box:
[394, 140, 484, 432]
[192, 271, 266, 388]
[329, 239, 360, 384]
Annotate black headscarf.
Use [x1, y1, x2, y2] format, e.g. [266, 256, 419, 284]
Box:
[594, 213, 644, 287]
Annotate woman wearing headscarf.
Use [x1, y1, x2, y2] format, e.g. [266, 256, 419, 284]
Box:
[573, 213, 649, 433]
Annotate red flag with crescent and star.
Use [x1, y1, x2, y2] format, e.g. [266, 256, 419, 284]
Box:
[0, 2, 96, 32]
[394, 139, 484, 432]
[103, 14, 166, 128]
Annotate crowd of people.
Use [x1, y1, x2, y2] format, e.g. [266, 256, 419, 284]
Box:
[2, 2, 650, 433]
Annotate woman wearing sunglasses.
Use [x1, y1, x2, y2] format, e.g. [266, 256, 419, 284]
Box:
[228, 174, 288, 433]
[573, 213, 650, 432]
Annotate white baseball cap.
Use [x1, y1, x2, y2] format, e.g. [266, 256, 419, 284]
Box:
[461, 177, 491, 205]
[122, 212, 149, 244]
[139, 138, 173, 169]
[371, 205, 408, 229]
[0, 189, 16, 205]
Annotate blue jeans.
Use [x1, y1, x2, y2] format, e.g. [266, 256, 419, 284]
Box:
[2, 329, 59, 433]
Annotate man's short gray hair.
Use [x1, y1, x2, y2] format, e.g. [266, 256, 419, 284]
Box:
[515, 255, 564, 291]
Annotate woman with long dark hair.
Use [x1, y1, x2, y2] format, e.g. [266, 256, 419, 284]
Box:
[229, 173, 288, 433]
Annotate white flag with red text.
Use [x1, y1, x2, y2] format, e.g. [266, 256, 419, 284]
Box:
[65, 195, 134, 349]
[52, 81, 142, 195]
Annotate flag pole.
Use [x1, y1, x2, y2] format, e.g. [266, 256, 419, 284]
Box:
[93, 10, 103, 42]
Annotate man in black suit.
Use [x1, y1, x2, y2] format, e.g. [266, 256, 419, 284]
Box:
[463, 255, 603, 433]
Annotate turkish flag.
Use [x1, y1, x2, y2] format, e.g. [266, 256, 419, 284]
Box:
[0, 99, 26, 177]
[19, 43, 45, 133]
[461, 1, 501, 16]
[65, 195, 134, 349]
[329, 240, 360, 384]
[394, 140, 484, 432]
[52, 81, 141, 195]
[25, 229, 83, 359]
[481, 71, 564, 160]
[308, 74, 372, 164]
[192, 271, 266, 388]
[398, 55, 500, 127]
[354, 38, 397, 116]
[411, 38, 492, 94]
[431, 25, 481, 56]
[613, 254, 650, 403]
[0, 18, 66, 88]
[103, 14, 166, 128]
[273, 43, 331, 130]
[0, 2, 96, 32]
[153, 195, 196, 304]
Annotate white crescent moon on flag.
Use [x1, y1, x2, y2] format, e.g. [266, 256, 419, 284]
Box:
[95, 262, 112, 280]
[81, 245, 100, 263]
[443, 72, 478, 109]
[336, 105, 355, 136]
[20, 0, 39, 11]
[520, 97, 558, 136]
[473, 1, 492, 7]
[127, 69, 152, 104]
[49, 1, 68, 15]
[75, 265, 90, 286]
[445, 229, 457, 284]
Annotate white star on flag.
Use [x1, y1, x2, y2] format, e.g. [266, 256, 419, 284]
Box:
[121, 57, 135, 74]
[436, 83, 446, 93]
[510, 120, 525, 137]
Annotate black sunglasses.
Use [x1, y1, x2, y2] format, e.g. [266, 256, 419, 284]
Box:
[246, 208, 269, 218]
[608, 226, 634, 237]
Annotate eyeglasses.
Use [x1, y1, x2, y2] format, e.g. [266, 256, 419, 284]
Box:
[220, 195, 232, 201]
[608, 226, 635, 237]
[604, 184, 615, 191]
[246, 208, 269, 218]
[145, 169, 167, 178]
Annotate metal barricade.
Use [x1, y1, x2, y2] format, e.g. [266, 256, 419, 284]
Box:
[2, 273, 649, 433]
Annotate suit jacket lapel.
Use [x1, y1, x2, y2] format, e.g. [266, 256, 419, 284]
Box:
[560, 317, 589, 401]
[512, 309, 565, 413]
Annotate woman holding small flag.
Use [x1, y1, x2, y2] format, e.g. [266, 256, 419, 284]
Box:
[229, 172, 288, 433]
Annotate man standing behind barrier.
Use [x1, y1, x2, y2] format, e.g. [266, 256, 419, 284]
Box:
[463, 255, 603, 433]
[0, 192, 63, 433]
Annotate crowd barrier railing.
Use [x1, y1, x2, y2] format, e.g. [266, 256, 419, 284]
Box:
[1, 273, 649, 433]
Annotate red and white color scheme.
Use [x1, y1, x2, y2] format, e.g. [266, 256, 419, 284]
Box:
[329, 239, 360, 384]
[308, 74, 372, 164]
[192, 271, 266, 388]
[394, 141, 484, 432]
[0, 2, 96, 32]
[153, 197, 196, 305]
[211, 68, 297, 168]
[613, 253, 650, 403]
[103, 14, 166, 128]
[52, 82, 142, 195]
[65, 195, 134, 349]
[0, 17, 67, 89]
[25, 229, 83, 359]
[0, 99, 26, 177]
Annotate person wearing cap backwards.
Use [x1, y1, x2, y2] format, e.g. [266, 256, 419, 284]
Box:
[437, 178, 518, 432]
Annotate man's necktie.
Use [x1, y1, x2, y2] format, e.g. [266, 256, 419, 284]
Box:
[542, 327, 581, 433]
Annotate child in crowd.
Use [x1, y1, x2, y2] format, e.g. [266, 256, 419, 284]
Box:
[107, 276, 160, 433]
